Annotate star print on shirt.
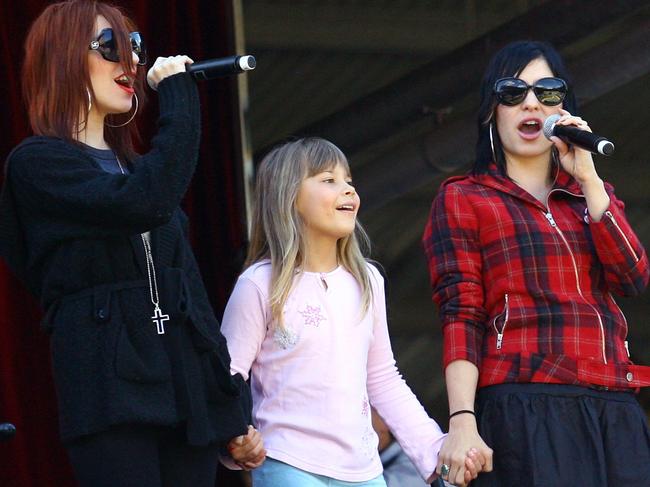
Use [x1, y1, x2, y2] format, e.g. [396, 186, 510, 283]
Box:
[299, 304, 326, 327]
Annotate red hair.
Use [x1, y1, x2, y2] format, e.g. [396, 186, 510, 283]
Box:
[22, 0, 146, 162]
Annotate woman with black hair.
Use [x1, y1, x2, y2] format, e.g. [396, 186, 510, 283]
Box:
[423, 40, 650, 486]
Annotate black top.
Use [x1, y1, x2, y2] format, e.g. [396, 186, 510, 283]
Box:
[0, 73, 251, 445]
[81, 143, 125, 175]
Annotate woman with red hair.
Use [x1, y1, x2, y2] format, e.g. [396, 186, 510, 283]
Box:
[0, 1, 263, 486]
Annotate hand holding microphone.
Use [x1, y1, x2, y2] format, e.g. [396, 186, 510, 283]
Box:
[147, 55, 195, 90]
[147, 54, 255, 90]
[544, 109, 613, 187]
[543, 112, 614, 156]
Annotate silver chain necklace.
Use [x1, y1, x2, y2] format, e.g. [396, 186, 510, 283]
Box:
[116, 158, 169, 334]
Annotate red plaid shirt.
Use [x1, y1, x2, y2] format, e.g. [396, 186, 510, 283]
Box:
[423, 165, 650, 390]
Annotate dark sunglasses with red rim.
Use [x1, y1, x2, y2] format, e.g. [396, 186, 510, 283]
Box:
[494, 76, 567, 106]
[89, 28, 147, 66]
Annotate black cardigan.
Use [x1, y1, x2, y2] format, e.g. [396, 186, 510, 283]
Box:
[0, 73, 250, 445]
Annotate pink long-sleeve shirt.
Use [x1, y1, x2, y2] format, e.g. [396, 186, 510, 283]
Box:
[221, 261, 445, 482]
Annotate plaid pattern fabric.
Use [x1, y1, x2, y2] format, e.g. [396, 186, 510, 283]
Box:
[422, 165, 650, 389]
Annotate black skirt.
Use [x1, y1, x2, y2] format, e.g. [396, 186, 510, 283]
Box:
[473, 383, 650, 487]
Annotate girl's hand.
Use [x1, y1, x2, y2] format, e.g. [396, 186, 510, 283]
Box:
[439, 445, 490, 487]
[459, 448, 486, 485]
[227, 425, 266, 470]
[437, 415, 493, 486]
[549, 108, 601, 187]
[146, 55, 194, 90]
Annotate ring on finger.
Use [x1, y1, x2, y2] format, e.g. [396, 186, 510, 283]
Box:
[440, 463, 451, 478]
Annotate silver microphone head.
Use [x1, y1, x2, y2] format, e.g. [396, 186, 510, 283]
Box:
[238, 55, 256, 71]
[542, 114, 562, 140]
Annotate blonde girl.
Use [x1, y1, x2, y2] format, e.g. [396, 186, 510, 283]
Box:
[221, 138, 482, 486]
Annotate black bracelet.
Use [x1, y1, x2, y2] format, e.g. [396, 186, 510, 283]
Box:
[449, 409, 476, 419]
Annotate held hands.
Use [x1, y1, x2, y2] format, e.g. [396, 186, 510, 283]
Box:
[146, 55, 194, 90]
[437, 414, 493, 486]
[227, 425, 266, 470]
[549, 109, 601, 187]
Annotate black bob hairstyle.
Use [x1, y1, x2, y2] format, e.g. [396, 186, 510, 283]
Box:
[473, 40, 578, 175]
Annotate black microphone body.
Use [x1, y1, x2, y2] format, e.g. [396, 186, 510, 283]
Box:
[187, 55, 256, 80]
[543, 114, 614, 156]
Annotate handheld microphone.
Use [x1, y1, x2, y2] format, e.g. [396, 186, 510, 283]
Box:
[187, 55, 256, 80]
[543, 114, 614, 156]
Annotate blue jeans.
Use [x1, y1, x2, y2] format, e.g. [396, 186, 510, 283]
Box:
[252, 458, 388, 487]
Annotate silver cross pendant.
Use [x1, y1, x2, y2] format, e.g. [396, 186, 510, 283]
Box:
[151, 306, 170, 335]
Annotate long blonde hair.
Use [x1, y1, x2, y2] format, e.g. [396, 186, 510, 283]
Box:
[246, 137, 373, 329]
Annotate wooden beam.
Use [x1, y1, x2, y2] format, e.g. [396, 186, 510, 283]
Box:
[283, 0, 650, 157]
[245, 1, 545, 54]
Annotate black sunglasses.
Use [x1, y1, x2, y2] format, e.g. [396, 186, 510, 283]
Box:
[494, 77, 567, 106]
[89, 28, 147, 66]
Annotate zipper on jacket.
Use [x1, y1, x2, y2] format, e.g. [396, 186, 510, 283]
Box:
[604, 210, 640, 262]
[609, 292, 631, 358]
[545, 212, 557, 227]
[493, 293, 509, 350]
[548, 190, 638, 263]
[544, 198, 608, 364]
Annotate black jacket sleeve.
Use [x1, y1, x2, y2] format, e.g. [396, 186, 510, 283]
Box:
[8, 73, 201, 236]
